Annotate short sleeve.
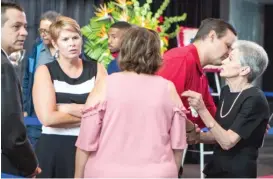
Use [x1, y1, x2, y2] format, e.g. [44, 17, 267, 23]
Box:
[230, 96, 268, 139]
[75, 101, 106, 151]
[170, 106, 187, 149]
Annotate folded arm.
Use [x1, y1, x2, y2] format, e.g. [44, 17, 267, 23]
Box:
[32, 65, 81, 127]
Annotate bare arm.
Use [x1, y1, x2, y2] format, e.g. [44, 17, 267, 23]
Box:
[182, 91, 241, 150]
[32, 65, 81, 127]
[173, 149, 183, 171]
[74, 148, 90, 178]
[199, 131, 216, 144]
[56, 63, 107, 118]
[85, 63, 107, 109]
[198, 109, 240, 150]
[95, 63, 108, 85]
[57, 103, 84, 118]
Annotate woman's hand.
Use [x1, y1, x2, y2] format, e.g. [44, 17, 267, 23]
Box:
[186, 124, 201, 144]
[181, 90, 206, 113]
[57, 103, 84, 117]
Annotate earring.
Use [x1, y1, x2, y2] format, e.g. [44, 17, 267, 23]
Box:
[54, 49, 59, 59]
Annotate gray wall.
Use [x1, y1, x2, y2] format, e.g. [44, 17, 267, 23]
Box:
[229, 0, 264, 46]
[220, 0, 265, 87]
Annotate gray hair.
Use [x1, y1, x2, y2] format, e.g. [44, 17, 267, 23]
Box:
[40, 10, 60, 22]
[233, 40, 269, 83]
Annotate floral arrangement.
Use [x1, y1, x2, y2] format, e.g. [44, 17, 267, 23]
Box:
[81, 0, 187, 66]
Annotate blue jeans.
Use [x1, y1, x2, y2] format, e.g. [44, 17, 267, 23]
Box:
[26, 114, 42, 148]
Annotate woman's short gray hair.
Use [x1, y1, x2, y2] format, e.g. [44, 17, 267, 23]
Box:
[233, 40, 269, 83]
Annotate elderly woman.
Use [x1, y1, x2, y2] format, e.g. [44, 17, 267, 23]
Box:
[74, 27, 188, 178]
[183, 40, 270, 178]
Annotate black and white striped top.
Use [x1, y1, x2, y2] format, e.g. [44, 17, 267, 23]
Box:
[43, 59, 97, 136]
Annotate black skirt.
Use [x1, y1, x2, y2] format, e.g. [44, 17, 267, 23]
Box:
[35, 134, 77, 178]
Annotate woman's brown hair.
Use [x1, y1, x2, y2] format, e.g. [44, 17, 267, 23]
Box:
[119, 27, 162, 75]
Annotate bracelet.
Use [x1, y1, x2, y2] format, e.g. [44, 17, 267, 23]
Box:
[186, 125, 195, 133]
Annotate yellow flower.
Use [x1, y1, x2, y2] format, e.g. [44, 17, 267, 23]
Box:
[118, 11, 130, 21]
[95, 4, 113, 18]
[162, 36, 169, 46]
[97, 25, 107, 39]
[115, 0, 133, 6]
[143, 19, 152, 29]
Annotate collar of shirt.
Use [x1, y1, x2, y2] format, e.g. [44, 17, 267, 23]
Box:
[1, 48, 10, 59]
[40, 44, 56, 57]
[188, 44, 203, 75]
[1, 48, 18, 65]
[111, 52, 119, 59]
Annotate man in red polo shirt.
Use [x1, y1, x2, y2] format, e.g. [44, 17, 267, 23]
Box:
[157, 18, 237, 176]
[159, 18, 237, 130]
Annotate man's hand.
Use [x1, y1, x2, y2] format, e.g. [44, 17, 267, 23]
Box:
[24, 112, 28, 117]
[28, 167, 42, 178]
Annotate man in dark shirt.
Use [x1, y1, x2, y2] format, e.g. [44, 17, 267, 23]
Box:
[107, 21, 131, 74]
[1, 2, 40, 177]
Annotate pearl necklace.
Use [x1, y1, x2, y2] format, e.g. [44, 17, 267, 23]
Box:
[220, 85, 252, 118]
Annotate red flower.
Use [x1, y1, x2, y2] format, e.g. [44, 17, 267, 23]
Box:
[158, 16, 164, 23]
[156, 27, 161, 32]
[164, 36, 169, 41]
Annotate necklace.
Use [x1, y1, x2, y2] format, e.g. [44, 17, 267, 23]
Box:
[219, 84, 253, 118]
[220, 90, 243, 118]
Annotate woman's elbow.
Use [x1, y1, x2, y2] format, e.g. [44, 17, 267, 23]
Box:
[37, 114, 53, 127]
[220, 140, 236, 150]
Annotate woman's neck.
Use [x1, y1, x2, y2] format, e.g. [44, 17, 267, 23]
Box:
[58, 56, 81, 69]
[121, 70, 154, 76]
[226, 78, 252, 92]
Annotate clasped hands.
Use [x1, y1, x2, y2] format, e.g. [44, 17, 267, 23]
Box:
[181, 90, 207, 145]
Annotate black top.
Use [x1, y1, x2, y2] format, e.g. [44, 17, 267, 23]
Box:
[203, 85, 270, 178]
[46, 59, 97, 105]
[1, 50, 38, 177]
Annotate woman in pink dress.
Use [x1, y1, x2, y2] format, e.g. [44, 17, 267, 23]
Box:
[74, 27, 187, 178]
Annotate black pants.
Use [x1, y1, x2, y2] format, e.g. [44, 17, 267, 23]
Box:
[35, 134, 77, 178]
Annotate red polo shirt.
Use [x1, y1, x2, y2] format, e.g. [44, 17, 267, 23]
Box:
[157, 44, 216, 128]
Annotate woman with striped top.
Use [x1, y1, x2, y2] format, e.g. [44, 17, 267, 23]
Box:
[32, 16, 107, 178]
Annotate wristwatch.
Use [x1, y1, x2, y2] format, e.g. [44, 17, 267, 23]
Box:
[207, 122, 215, 130]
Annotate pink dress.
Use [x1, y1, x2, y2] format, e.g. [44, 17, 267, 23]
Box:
[76, 73, 187, 178]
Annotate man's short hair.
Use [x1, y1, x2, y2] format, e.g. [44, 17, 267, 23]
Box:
[110, 21, 132, 30]
[1, 2, 24, 27]
[40, 10, 60, 22]
[193, 18, 237, 42]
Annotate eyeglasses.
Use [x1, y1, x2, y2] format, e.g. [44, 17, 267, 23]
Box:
[38, 28, 49, 35]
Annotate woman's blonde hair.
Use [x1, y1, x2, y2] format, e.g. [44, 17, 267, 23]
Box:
[49, 16, 81, 42]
